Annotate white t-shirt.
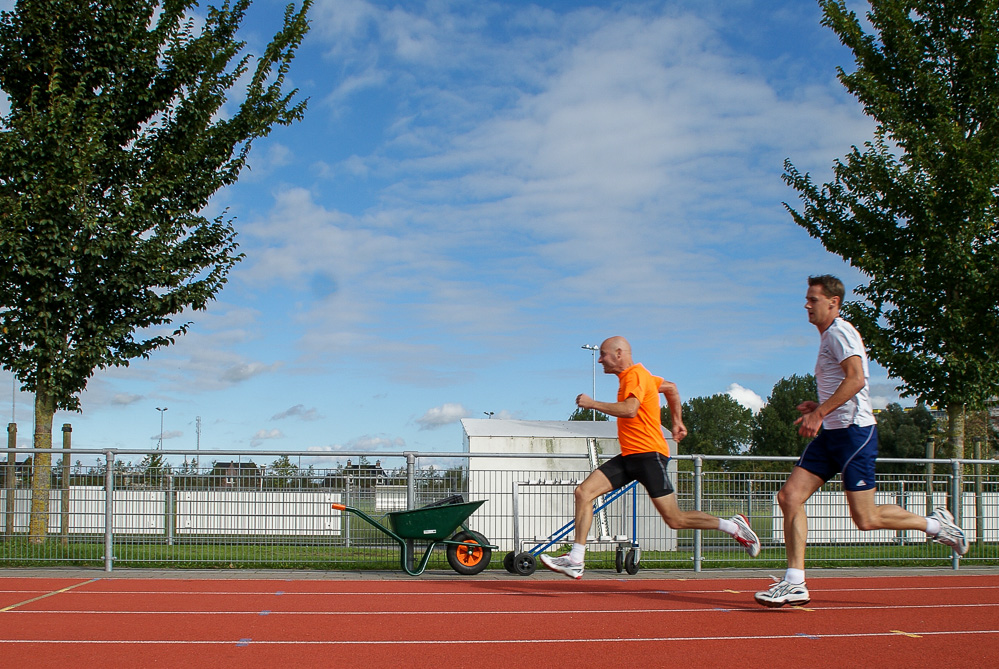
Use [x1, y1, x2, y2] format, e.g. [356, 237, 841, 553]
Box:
[815, 317, 876, 429]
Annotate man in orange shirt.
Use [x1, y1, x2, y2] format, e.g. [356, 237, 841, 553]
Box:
[540, 336, 760, 579]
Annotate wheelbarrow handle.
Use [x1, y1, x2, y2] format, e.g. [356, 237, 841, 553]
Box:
[331, 503, 346, 510]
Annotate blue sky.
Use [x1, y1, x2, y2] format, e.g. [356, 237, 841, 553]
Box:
[2, 0, 898, 467]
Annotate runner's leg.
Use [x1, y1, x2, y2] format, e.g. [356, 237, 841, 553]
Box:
[573, 469, 614, 545]
[845, 489, 930, 531]
[777, 466, 825, 570]
[651, 492, 727, 530]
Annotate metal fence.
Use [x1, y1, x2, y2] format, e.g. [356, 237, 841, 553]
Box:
[2, 448, 996, 573]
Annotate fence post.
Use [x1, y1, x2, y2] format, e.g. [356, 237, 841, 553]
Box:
[5, 423, 15, 539]
[974, 438, 983, 546]
[344, 475, 352, 549]
[104, 451, 115, 573]
[405, 452, 417, 510]
[405, 452, 417, 573]
[924, 438, 935, 544]
[951, 459, 962, 571]
[896, 480, 906, 546]
[405, 451, 416, 571]
[165, 473, 174, 546]
[693, 456, 703, 573]
[60, 424, 71, 546]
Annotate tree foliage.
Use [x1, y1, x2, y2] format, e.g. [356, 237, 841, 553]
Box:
[568, 407, 608, 421]
[783, 0, 999, 457]
[138, 451, 167, 484]
[749, 374, 818, 468]
[0, 0, 311, 541]
[874, 403, 937, 473]
[662, 393, 752, 470]
[267, 454, 300, 488]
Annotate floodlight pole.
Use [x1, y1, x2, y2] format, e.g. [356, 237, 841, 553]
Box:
[156, 407, 168, 450]
[581, 344, 598, 420]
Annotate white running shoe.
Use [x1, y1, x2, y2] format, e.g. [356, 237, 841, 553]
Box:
[731, 514, 761, 558]
[929, 507, 969, 555]
[754, 577, 810, 608]
[540, 553, 584, 579]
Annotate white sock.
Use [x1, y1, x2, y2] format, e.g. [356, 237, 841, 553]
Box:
[785, 568, 805, 585]
[926, 517, 941, 536]
[569, 543, 586, 564]
[717, 518, 738, 535]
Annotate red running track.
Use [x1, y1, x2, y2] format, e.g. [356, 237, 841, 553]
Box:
[1, 574, 997, 668]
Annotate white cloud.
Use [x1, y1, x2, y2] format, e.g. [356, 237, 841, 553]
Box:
[302, 436, 406, 466]
[221, 361, 283, 383]
[870, 395, 891, 410]
[244, 143, 293, 181]
[29, 1, 902, 456]
[348, 435, 406, 450]
[416, 403, 470, 430]
[149, 430, 183, 442]
[285, 0, 871, 365]
[726, 383, 765, 414]
[251, 429, 284, 447]
[271, 404, 322, 421]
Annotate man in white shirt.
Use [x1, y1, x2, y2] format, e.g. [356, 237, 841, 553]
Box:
[755, 275, 968, 608]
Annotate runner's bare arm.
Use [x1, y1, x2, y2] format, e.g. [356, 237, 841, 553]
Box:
[659, 380, 687, 441]
[795, 355, 865, 438]
[576, 393, 640, 419]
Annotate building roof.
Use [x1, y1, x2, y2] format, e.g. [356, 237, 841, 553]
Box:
[461, 418, 621, 439]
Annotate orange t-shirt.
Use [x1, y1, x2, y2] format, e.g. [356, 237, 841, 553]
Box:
[616, 364, 669, 457]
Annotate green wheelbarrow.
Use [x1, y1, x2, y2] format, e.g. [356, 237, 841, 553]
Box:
[331, 498, 496, 576]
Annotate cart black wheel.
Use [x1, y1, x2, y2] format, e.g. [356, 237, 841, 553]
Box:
[513, 552, 536, 576]
[503, 551, 517, 573]
[624, 549, 640, 575]
[447, 531, 492, 575]
[615, 546, 624, 573]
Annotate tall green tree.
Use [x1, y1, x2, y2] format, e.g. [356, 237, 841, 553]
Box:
[874, 403, 938, 473]
[568, 407, 608, 422]
[139, 451, 167, 485]
[0, 0, 311, 542]
[267, 455, 299, 489]
[783, 0, 999, 465]
[662, 393, 752, 470]
[749, 374, 818, 469]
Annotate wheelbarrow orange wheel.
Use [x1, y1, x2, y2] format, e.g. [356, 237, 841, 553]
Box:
[446, 531, 492, 575]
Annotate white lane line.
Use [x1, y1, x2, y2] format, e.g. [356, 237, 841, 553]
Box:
[6, 602, 999, 615]
[0, 580, 101, 612]
[7, 583, 996, 597]
[1, 629, 999, 645]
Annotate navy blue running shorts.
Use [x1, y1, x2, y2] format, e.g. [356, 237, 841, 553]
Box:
[797, 424, 878, 492]
[597, 452, 675, 498]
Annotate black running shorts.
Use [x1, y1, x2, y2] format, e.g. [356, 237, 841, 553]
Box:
[597, 452, 675, 498]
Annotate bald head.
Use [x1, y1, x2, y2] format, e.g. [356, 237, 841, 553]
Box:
[598, 336, 634, 374]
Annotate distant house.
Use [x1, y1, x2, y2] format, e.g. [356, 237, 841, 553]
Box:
[320, 459, 387, 488]
[0, 459, 31, 487]
[320, 470, 343, 488]
[210, 461, 261, 489]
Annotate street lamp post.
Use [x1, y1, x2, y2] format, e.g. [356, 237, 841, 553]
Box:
[483, 412, 494, 419]
[156, 407, 168, 450]
[581, 344, 598, 420]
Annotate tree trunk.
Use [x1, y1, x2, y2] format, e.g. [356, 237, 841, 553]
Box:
[948, 403, 966, 460]
[28, 388, 55, 544]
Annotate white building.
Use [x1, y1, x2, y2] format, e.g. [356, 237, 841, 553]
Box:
[461, 418, 679, 553]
